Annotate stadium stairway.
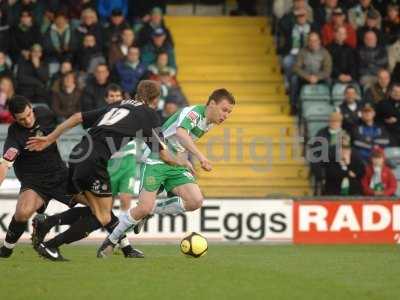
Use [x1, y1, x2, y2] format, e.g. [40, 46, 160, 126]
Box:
[165, 16, 311, 197]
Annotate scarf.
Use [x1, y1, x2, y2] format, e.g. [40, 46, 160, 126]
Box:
[50, 24, 71, 52]
[370, 166, 383, 191]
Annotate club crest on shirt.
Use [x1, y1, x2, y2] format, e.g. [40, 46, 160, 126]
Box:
[4, 147, 18, 162]
[146, 176, 156, 186]
[187, 111, 199, 122]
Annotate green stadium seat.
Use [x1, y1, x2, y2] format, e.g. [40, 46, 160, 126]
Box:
[384, 147, 400, 162]
[331, 83, 362, 106]
[302, 102, 334, 120]
[306, 120, 328, 138]
[300, 84, 331, 102]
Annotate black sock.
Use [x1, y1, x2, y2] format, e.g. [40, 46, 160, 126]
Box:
[104, 212, 119, 233]
[44, 213, 101, 249]
[5, 216, 27, 246]
[45, 207, 92, 227]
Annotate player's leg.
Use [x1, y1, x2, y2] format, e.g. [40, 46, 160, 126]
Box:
[0, 189, 45, 258]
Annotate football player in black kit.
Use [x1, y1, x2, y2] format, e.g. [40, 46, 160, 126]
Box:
[27, 80, 192, 261]
[0, 96, 75, 258]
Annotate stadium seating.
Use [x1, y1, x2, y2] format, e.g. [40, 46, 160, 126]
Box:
[331, 83, 362, 106]
[165, 16, 311, 197]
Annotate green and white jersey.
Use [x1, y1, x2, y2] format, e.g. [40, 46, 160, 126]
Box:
[146, 105, 213, 164]
[110, 139, 147, 162]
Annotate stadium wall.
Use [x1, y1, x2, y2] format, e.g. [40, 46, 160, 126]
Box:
[0, 198, 399, 244]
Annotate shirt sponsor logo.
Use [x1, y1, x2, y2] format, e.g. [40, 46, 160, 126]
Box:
[187, 111, 199, 122]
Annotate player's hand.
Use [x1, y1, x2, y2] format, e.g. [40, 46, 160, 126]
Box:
[25, 136, 53, 151]
[200, 157, 212, 172]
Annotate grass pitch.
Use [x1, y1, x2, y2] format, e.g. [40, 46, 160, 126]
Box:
[0, 244, 399, 300]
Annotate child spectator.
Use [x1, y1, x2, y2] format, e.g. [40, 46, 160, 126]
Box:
[52, 71, 81, 121]
[322, 7, 357, 48]
[141, 27, 176, 69]
[112, 46, 146, 95]
[327, 26, 357, 84]
[357, 30, 388, 88]
[352, 104, 390, 161]
[364, 69, 391, 105]
[336, 85, 362, 132]
[16, 44, 49, 104]
[108, 28, 135, 68]
[361, 146, 397, 196]
[80, 63, 110, 111]
[77, 34, 106, 74]
[0, 76, 15, 123]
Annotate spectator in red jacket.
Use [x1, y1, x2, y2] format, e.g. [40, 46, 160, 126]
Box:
[321, 8, 357, 49]
[361, 146, 397, 196]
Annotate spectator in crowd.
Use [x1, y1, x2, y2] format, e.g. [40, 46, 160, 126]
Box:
[357, 9, 385, 47]
[16, 44, 49, 104]
[321, 7, 357, 48]
[357, 30, 388, 88]
[158, 94, 183, 124]
[10, 9, 40, 62]
[137, 6, 174, 47]
[157, 68, 186, 104]
[382, 4, 400, 45]
[104, 83, 123, 104]
[43, 11, 78, 73]
[108, 27, 135, 68]
[337, 85, 362, 132]
[0, 3, 10, 53]
[348, 0, 381, 29]
[279, 8, 314, 90]
[352, 104, 390, 161]
[104, 8, 130, 45]
[291, 32, 332, 112]
[323, 141, 365, 196]
[0, 51, 12, 78]
[39, 6, 55, 35]
[0, 76, 15, 123]
[51, 60, 73, 93]
[364, 68, 391, 105]
[80, 63, 110, 111]
[77, 33, 106, 74]
[327, 26, 357, 84]
[314, 0, 339, 29]
[141, 27, 176, 69]
[52, 71, 81, 121]
[76, 8, 103, 49]
[97, 0, 128, 23]
[148, 51, 176, 78]
[60, 0, 95, 27]
[361, 146, 397, 196]
[376, 83, 400, 146]
[276, 0, 314, 35]
[9, 0, 44, 26]
[112, 46, 147, 95]
[388, 39, 400, 82]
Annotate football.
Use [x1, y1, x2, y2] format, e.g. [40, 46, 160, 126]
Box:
[180, 232, 208, 257]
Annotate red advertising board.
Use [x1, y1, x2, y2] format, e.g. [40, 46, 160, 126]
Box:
[294, 201, 400, 244]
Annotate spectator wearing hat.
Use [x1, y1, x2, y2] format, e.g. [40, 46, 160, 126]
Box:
[327, 26, 357, 84]
[357, 9, 385, 47]
[278, 8, 315, 90]
[336, 85, 363, 132]
[376, 82, 400, 146]
[352, 104, 390, 161]
[104, 8, 130, 46]
[321, 7, 357, 48]
[364, 68, 391, 105]
[357, 30, 388, 88]
[383, 4, 400, 45]
[0, 76, 15, 123]
[137, 7, 173, 47]
[77, 33, 106, 75]
[291, 32, 332, 112]
[348, 0, 381, 29]
[141, 27, 176, 69]
[361, 146, 397, 196]
[313, 0, 340, 29]
[76, 8, 104, 50]
[16, 43, 49, 104]
[10, 9, 41, 62]
[97, 0, 128, 23]
[322, 141, 365, 196]
[108, 27, 136, 68]
[112, 46, 147, 95]
[52, 71, 81, 121]
[80, 63, 110, 111]
[43, 11, 78, 72]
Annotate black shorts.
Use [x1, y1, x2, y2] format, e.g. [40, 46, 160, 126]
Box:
[20, 169, 75, 214]
[68, 140, 112, 198]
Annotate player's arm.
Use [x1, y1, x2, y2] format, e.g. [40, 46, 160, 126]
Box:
[176, 127, 212, 172]
[159, 149, 195, 175]
[0, 163, 8, 186]
[0, 130, 20, 186]
[26, 113, 83, 151]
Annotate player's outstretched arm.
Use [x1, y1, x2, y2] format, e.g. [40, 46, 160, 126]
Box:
[26, 113, 83, 151]
[0, 163, 8, 186]
[175, 127, 212, 172]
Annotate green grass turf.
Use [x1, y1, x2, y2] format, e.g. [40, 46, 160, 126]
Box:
[0, 244, 399, 300]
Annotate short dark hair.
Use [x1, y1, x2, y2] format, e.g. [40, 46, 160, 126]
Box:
[345, 84, 357, 93]
[9, 95, 31, 116]
[105, 83, 123, 96]
[207, 88, 235, 105]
